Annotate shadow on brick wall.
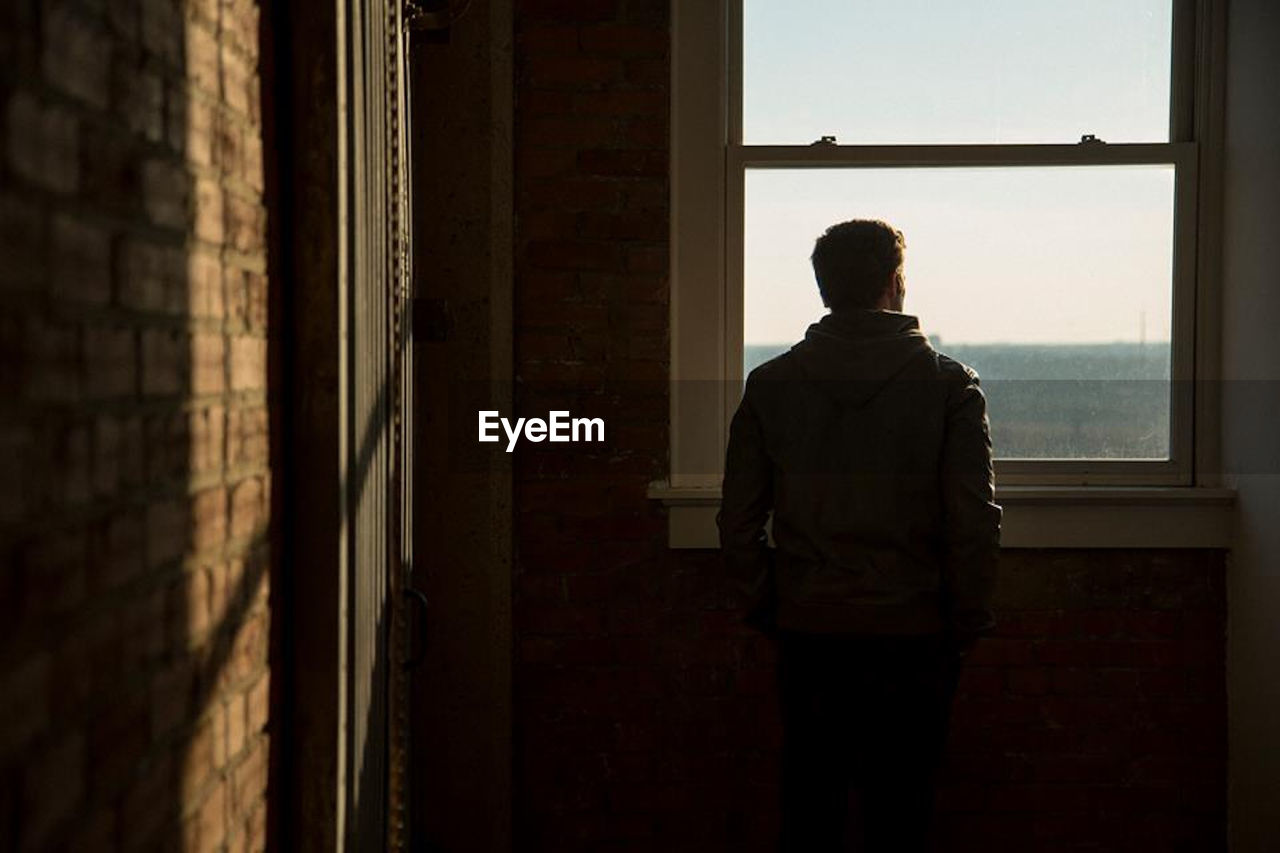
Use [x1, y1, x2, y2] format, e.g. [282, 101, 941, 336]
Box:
[0, 0, 272, 849]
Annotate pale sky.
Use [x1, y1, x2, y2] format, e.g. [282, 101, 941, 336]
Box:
[742, 0, 1174, 346]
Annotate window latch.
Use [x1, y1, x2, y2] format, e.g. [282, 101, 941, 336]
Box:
[811, 135, 838, 146]
[1079, 133, 1106, 145]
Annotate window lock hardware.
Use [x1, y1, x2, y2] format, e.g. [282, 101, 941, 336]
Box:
[811, 135, 838, 146]
[1079, 133, 1107, 145]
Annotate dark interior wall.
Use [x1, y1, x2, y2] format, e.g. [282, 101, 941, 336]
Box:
[509, 1, 1227, 851]
[1220, 0, 1280, 846]
[0, 0, 273, 849]
[409, 1, 515, 849]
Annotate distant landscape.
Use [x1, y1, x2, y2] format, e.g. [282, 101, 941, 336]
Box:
[744, 341, 1171, 459]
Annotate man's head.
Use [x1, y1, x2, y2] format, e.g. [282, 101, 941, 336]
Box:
[810, 219, 906, 312]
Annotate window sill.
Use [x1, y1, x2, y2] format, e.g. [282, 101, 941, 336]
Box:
[646, 483, 1236, 549]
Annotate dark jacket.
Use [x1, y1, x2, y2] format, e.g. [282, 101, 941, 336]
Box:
[717, 309, 1001, 641]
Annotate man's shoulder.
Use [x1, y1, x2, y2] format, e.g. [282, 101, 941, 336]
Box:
[744, 347, 803, 385]
[934, 350, 981, 385]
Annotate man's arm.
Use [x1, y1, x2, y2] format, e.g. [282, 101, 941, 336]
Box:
[717, 384, 774, 621]
[940, 369, 1002, 647]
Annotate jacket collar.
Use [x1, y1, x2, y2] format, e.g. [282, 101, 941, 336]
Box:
[808, 309, 925, 342]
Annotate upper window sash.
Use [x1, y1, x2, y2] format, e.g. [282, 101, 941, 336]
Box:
[727, 0, 1198, 148]
[668, 0, 1208, 489]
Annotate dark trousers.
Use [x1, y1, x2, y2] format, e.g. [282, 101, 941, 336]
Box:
[777, 630, 964, 853]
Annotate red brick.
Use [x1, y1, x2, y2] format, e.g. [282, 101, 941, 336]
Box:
[527, 238, 624, 271]
[229, 476, 265, 540]
[51, 215, 111, 306]
[43, 1, 111, 109]
[624, 57, 667, 87]
[224, 193, 265, 253]
[143, 158, 189, 229]
[0, 654, 50, 758]
[221, 41, 253, 116]
[221, 0, 259, 58]
[517, 147, 577, 178]
[5, 91, 79, 194]
[140, 328, 186, 395]
[95, 510, 145, 588]
[117, 238, 170, 311]
[519, 23, 581, 54]
[81, 326, 135, 400]
[192, 331, 227, 395]
[141, 0, 181, 64]
[1005, 666, 1049, 695]
[227, 405, 268, 467]
[578, 208, 665, 240]
[191, 404, 227, 473]
[573, 90, 665, 115]
[185, 778, 228, 853]
[1051, 666, 1098, 694]
[521, 175, 623, 209]
[193, 485, 230, 552]
[521, 115, 618, 148]
[117, 63, 165, 143]
[188, 250, 226, 318]
[0, 194, 46, 299]
[227, 608, 268, 686]
[5, 0, 274, 843]
[151, 660, 195, 740]
[222, 693, 247, 767]
[187, 94, 216, 168]
[241, 128, 265, 192]
[522, 0, 617, 22]
[231, 737, 268, 816]
[186, 19, 220, 93]
[521, 605, 606, 635]
[20, 731, 85, 851]
[229, 336, 266, 391]
[183, 713, 221, 792]
[22, 318, 79, 402]
[244, 271, 268, 329]
[579, 25, 667, 57]
[247, 672, 269, 733]
[117, 742, 172, 845]
[194, 176, 225, 244]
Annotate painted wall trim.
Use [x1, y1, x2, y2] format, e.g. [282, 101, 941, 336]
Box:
[649, 483, 1237, 549]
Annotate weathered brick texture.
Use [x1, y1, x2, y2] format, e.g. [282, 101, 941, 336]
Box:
[511, 2, 1226, 850]
[2, 0, 272, 850]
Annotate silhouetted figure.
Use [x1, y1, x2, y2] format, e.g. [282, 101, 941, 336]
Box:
[718, 220, 1002, 852]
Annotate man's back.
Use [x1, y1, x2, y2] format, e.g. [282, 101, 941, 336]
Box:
[724, 219, 1002, 851]
[718, 308, 1001, 642]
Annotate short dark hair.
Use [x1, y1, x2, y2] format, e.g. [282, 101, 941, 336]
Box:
[810, 219, 906, 311]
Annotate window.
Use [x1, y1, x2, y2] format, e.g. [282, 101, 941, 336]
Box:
[670, 0, 1214, 489]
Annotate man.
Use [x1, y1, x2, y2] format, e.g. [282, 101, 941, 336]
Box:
[717, 219, 1001, 851]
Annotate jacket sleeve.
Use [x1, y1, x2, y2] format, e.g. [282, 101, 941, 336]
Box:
[717, 383, 774, 613]
[940, 370, 1002, 643]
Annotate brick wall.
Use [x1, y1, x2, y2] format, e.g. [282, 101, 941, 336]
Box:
[1, 0, 272, 850]
[511, 1, 1227, 850]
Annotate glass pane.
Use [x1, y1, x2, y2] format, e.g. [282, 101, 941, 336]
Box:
[743, 0, 1173, 145]
[743, 166, 1176, 459]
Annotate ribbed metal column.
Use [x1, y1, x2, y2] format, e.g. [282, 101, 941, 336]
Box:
[340, 0, 410, 848]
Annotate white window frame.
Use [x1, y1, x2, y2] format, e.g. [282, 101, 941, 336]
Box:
[668, 0, 1219, 493]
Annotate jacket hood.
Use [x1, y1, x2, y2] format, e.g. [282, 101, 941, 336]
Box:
[788, 310, 934, 406]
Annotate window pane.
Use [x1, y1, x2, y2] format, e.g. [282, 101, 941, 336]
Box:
[743, 166, 1175, 459]
[743, 0, 1173, 145]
